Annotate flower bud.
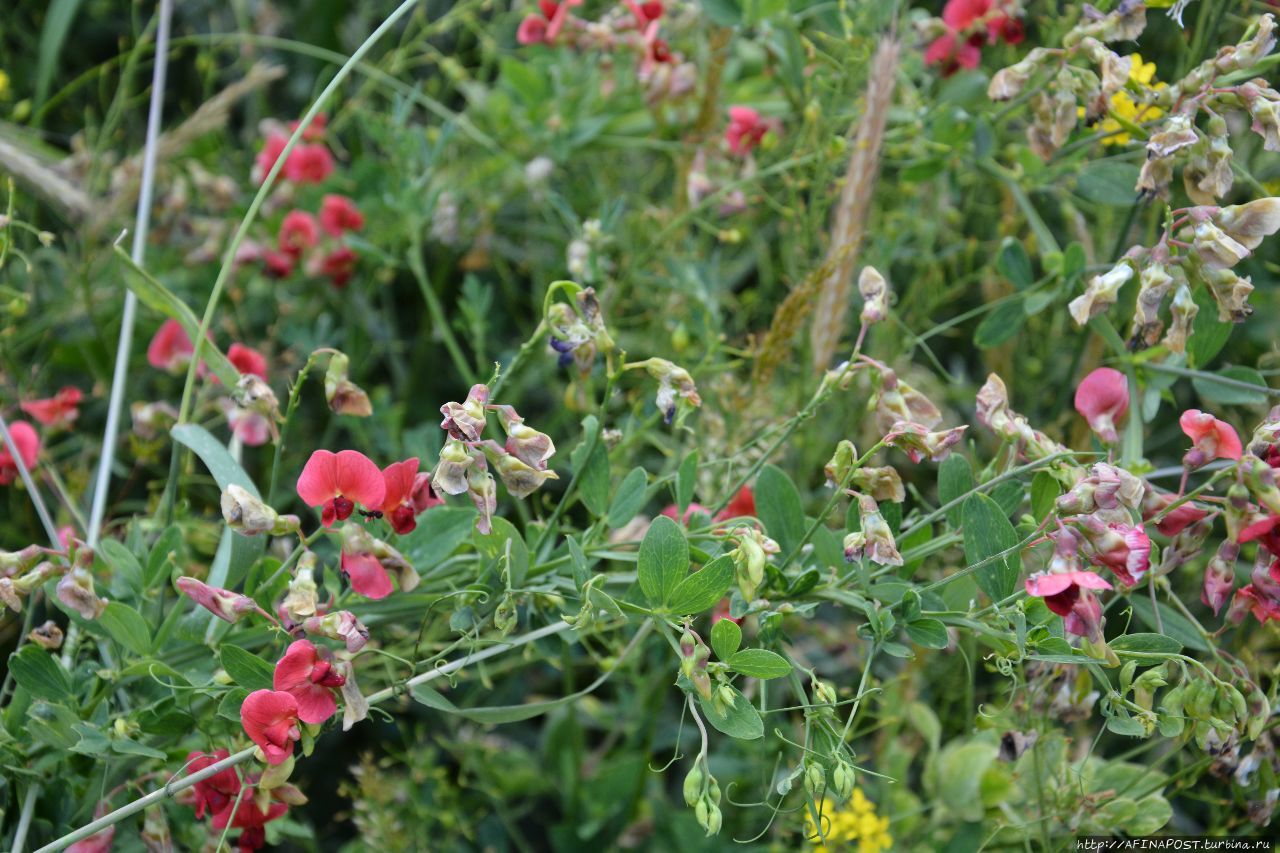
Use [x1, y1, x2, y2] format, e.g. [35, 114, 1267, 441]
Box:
[804, 761, 826, 798]
[57, 566, 108, 620]
[851, 493, 902, 567]
[302, 610, 369, 653]
[813, 679, 837, 707]
[440, 384, 490, 441]
[831, 759, 855, 801]
[1068, 261, 1133, 326]
[221, 484, 299, 536]
[176, 576, 260, 623]
[639, 358, 701, 425]
[432, 439, 476, 496]
[494, 451, 560, 498]
[824, 440, 857, 487]
[233, 374, 280, 421]
[324, 352, 373, 417]
[281, 554, 319, 618]
[849, 466, 905, 504]
[857, 266, 889, 325]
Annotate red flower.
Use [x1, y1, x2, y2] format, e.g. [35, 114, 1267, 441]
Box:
[66, 802, 115, 853]
[20, 386, 83, 429]
[724, 107, 777, 156]
[255, 132, 289, 183]
[296, 449, 386, 527]
[926, 0, 1023, 76]
[380, 458, 421, 535]
[319, 194, 365, 237]
[272, 639, 345, 724]
[263, 249, 295, 279]
[289, 112, 328, 142]
[185, 749, 241, 820]
[147, 318, 194, 372]
[315, 246, 358, 288]
[227, 344, 268, 380]
[1240, 514, 1280, 555]
[411, 471, 445, 514]
[517, 0, 581, 44]
[1087, 522, 1152, 587]
[279, 210, 320, 257]
[624, 0, 664, 27]
[1025, 569, 1112, 618]
[1180, 409, 1243, 467]
[517, 14, 549, 44]
[283, 144, 335, 184]
[210, 794, 289, 852]
[1074, 367, 1129, 444]
[0, 421, 40, 485]
[720, 486, 757, 520]
[341, 552, 393, 600]
[924, 31, 982, 74]
[1142, 492, 1210, 537]
[240, 689, 301, 765]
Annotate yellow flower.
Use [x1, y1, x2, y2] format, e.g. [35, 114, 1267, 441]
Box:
[0, 70, 10, 101]
[805, 791, 893, 853]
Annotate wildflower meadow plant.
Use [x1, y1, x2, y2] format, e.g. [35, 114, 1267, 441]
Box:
[3, 0, 1280, 850]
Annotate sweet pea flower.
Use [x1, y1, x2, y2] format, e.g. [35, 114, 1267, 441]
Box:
[625, 0, 664, 27]
[288, 112, 328, 142]
[57, 567, 108, 620]
[440, 384, 490, 441]
[494, 405, 555, 470]
[1082, 520, 1152, 587]
[185, 749, 241, 820]
[227, 344, 268, 380]
[319, 194, 365, 236]
[176, 576, 264, 623]
[302, 610, 370, 653]
[272, 639, 346, 724]
[66, 803, 115, 853]
[1202, 542, 1239, 616]
[1239, 513, 1280, 555]
[380, 458, 422, 535]
[315, 246, 357, 288]
[724, 106, 778, 156]
[720, 486, 757, 520]
[278, 210, 319, 256]
[1227, 559, 1280, 624]
[411, 471, 445, 513]
[262, 249, 295, 279]
[20, 386, 83, 429]
[1074, 367, 1129, 444]
[1142, 491, 1210, 537]
[1180, 409, 1243, 468]
[254, 132, 289, 183]
[147, 318, 194, 372]
[340, 523, 417, 600]
[212, 796, 289, 852]
[240, 689, 301, 765]
[1024, 570, 1113, 619]
[0, 421, 40, 485]
[296, 449, 385, 527]
[516, 0, 581, 45]
[283, 143, 335, 184]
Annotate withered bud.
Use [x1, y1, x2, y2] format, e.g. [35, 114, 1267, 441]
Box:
[324, 352, 373, 417]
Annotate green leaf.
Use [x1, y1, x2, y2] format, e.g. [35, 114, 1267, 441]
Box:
[756, 464, 805, 558]
[219, 646, 275, 692]
[115, 246, 240, 386]
[1191, 365, 1272, 406]
[111, 737, 168, 759]
[97, 602, 152, 656]
[1030, 472, 1061, 523]
[1076, 163, 1141, 206]
[1129, 598, 1210, 653]
[1111, 633, 1183, 656]
[975, 300, 1027, 349]
[98, 538, 145, 599]
[1189, 286, 1232, 368]
[698, 686, 763, 739]
[726, 648, 792, 680]
[996, 238, 1033, 289]
[607, 467, 649, 529]
[171, 424, 260, 497]
[35, 0, 85, 108]
[499, 57, 548, 105]
[401, 507, 478, 571]
[570, 416, 610, 517]
[937, 455, 974, 526]
[711, 619, 741, 661]
[473, 517, 530, 588]
[1105, 715, 1148, 737]
[409, 683, 458, 713]
[962, 494, 1021, 601]
[217, 688, 251, 722]
[637, 515, 689, 604]
[667, 556, 734, 615]
[698, 0, 742, 26]
[146, 525, 183, 588]
[676, 450, 698, 514]
[8, 645, 72, 703]
[937, 740, 998, 822]
[905, 618, 949, 650]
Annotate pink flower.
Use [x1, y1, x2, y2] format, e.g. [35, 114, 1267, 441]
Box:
[1240, 514, 1280, 555]
[1202, 543, 1238, 616]
[240, 689, 301, 765]
[516, 0, 580, 45]
[1085, 522, 1152, 587]
[660, 502, 711, 524]
[176, 576, 262, 623]
[227, 344, 268, 379]
[288, 112, 328, 142]
[1227, 559, 1280, 624]
[147, 318, 194, 372]
[279, 210, 320, 256]
[925, 0, 1023, 76]
[517, 14, 549, 44]
[226, 406, 272, 447]
[0, 421, 40, 485]
[296, 449, 385, 527]
[1180, 409, 1243, 467]
[411, 471, 445, 514]
[262, 249, 295, 279]
[20, 386, 83, 429]
[319, 194, 365, 237]
[1142, 491, 1210, 537]
[255, 132, 289, 183]
[210, 794, 288, 850]
[341, 552, 393, 600]
[724, 106, 777, 156]
[316, 246, 357, 288]
[924, 31, 982, 73]
[624, 0, 664, 27]
[272, 639, 346, 724]
[721, 485, 757, 519]
[283, 143, 335, 184]
[1074, 367, 1129, 444]
[1025, 570, 1113, 618]
[380, 458, 421, 535]
[185, 749, 240, 820]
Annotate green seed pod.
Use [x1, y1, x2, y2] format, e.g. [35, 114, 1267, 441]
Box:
[704, 803, 722, 836]
[683, 765, 704, 807]
[708, 777, 721, 804]
[695, 799, 709, 830]
[804, 761, 826, 798]
[832, 760, 854, 801]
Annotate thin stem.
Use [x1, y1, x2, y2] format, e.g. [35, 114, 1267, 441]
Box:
[838, 642, 877, 743]
[86, 0, 173, 548]
[9, 785, 39, 853]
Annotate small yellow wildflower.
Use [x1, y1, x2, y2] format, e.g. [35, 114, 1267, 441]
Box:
[1096, 54, 1165, 146]
[0, 70, 10, 101]
[805, 791, 893, 853]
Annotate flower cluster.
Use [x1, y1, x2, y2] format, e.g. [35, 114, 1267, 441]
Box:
[181, 748, 302, 852]
[804, 790, 893, 853]
[923, 0, 1025, 77]
[242, 115, 365, 288]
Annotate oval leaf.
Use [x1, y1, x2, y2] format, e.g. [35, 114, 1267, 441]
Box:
[727, 648, 792, 680]
[667, 556, 734, 615]
[637, 515, 689, 604]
